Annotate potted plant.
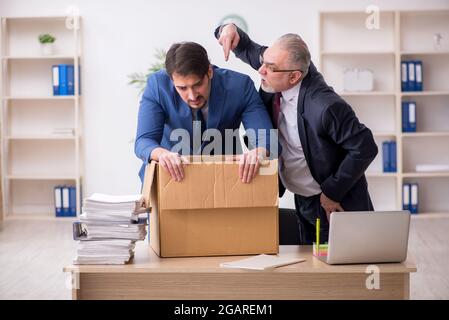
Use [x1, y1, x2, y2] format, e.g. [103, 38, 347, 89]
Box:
[38, 33, 56, 55]
[128, 48, 166, 95]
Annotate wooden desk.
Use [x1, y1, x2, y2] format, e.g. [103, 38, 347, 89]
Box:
[64, 243, 416, 300]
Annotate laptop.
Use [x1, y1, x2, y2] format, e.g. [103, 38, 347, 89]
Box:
[316, 211, 411, 265]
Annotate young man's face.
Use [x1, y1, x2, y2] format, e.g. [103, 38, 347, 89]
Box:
[172, 66, 213, 109]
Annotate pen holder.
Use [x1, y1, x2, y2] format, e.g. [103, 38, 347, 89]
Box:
[313, 243, 328, 257]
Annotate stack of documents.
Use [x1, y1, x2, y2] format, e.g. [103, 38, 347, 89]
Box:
[82, 193, 147, 222]
[73, 193, 148, 265]
[73, 217, 147, 240]
[74, 240, 136, 265]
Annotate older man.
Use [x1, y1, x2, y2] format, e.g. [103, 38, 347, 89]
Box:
[215, 24, 378, 244]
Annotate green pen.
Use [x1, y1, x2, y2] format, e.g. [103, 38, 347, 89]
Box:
[316, 218, 320, 254]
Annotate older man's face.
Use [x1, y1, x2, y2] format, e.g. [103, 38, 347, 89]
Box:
[258, 44, 302, 93]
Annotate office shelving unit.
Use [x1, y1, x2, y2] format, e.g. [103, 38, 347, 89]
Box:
[0, 16, 83, 219]
[320, 10, 449, 216]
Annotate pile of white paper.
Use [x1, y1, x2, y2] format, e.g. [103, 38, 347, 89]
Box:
[75, 240, 136, 265]
[73, 193, 148, 265]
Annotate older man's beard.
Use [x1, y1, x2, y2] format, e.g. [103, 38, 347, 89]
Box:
[260, 81, 276, 94]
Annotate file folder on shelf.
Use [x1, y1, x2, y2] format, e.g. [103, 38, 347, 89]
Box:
[59, 64, 68, 95]
[410, 183, 419, 214]
[408, 102, 416, 132]
[62, 186, 70, 216]
[382, 141, 391, 172]
[67, 65, 75, 95]
[402, 101, 416, 132]
[389, 141, 397, 173]
[68, 186, 77, 217]
[401, 61, 408, 92]
[402, 102, 409, 132]
[402, 184, 410, 212]
[54, 186, 63, 217]
[407, 61, 416, 91]
[52, 65, 59, 95]
[415, 60, 423, 92]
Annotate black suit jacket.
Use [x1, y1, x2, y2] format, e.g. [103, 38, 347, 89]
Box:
[215, 26, 378, 211]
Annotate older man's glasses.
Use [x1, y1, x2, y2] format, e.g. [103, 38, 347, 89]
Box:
[259, 55, 302, 73]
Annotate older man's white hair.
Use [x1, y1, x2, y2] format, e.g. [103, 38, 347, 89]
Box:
[275, 33, 311, 79]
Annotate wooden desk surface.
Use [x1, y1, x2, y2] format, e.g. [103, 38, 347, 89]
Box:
[64, 242, 417, 274]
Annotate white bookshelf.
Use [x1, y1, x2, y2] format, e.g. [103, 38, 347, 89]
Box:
[0, 16, 83, 219]
[320, 10, 449, 216]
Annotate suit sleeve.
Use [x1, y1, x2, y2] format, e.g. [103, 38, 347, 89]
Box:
[214, 25, 267, 71]
[240, 77, 274, 153]
[320, 102, 378, 203]
[134, 74, 166, 164]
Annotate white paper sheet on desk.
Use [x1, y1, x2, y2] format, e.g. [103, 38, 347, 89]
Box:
[220, 254, 306, 271]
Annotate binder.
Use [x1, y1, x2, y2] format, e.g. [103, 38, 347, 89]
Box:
[62, 186, 70, 216]
[78, 65, 82, 95]
[54, 185, 63, 216]
[382, 141, 391, 172]
[402, 184, 410, 211]
[59, 64, 68, 95]
[408, 102, 416, 132]
[52, 65, 60, 95]
[401, 61, 408, 92]
[68, 186, 77, 217]
[402, 101, 410, 132]
[410, 183, 419, 214]
[67, 65, 75, 95]
[415, 60, 423, 92]
[389, 141, 397, 172]
[408, 61, 416, 91]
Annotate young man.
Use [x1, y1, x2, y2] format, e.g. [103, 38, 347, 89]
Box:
[215, 25, 378, 244]
[135, 41, 274, 185]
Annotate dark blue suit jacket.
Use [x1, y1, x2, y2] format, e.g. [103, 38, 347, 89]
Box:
[215, 27, 378, 211]
[135, 66, 274, 183]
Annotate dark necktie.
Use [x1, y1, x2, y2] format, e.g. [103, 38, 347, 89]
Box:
[192, 109, 206, 154]
[273, 92, 282, 128]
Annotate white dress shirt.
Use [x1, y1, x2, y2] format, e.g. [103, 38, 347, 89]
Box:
[278, 82, 322, 197]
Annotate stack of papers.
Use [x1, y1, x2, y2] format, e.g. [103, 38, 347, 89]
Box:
[75, 240, 136, 265]
[73, 193, 148, 265]
[220, 254, 305, 271]
[73, 217, 147, 241]
[82, 193, 148, 222]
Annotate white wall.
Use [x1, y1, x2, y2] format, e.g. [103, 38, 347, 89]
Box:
[1, 0, 448, 208]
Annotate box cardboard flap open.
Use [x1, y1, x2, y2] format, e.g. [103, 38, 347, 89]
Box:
[155, 160, 278, 210]
[142, 161, 156, 211]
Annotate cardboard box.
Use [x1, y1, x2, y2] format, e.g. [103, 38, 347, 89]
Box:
[142, 156, 279, 257]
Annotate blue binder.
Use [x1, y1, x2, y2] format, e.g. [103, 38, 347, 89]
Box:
[59, 64, 68, 95]
[389, 141, 397, 172]
[415, 60, 423, 92]
[62, 185, 70, 216]
[402, 102, 409, 132]
[382, 141, 391, 172]
[408, 61, 416, 91]
[401, 61, 408, 92]
[54, 185, 63, 216]
[78, 65, 82, 95]
[67, 65, 75, 95]
[410, 183, 419, 214]
[408, 102, 416, 132]
[402, 183, 410, 212]
[68, 186, 76, 217]
[52, 65, 60, 95]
